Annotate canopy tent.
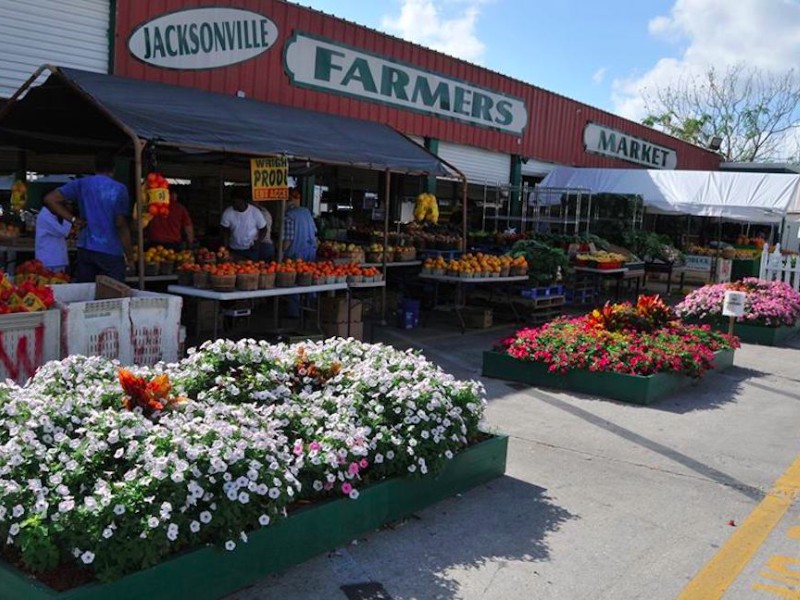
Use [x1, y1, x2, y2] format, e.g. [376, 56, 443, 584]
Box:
[540, 166, 800, 223]
[0, 65, 465, 289]
[0, 66, 454, 176]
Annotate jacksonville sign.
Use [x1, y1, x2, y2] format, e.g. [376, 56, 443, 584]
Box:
[128, 8, 279, 70]
[583, 123, 677, 169]
[284, 33, 528, 135]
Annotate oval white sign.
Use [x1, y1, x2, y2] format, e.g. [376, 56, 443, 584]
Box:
[128, 8, 278, 70]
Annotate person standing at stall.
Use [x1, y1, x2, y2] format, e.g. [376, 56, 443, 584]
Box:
[44, 153, 133, 282]
[283, 187, 318, 318]
[253, 201, 274, 262]
[34, 205, 73, 273]
[283, 187, 317, 261]
[220, 189, 268, 261]
[146, 190, 194, 250]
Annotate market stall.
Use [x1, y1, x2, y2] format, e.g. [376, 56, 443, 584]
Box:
[0, 65, 464, 290]
[0, 65, 469, 340]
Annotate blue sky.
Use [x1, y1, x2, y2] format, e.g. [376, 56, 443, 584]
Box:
[294, 0, 800, 123]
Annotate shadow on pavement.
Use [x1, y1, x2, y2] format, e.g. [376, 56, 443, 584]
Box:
[524, 387, 763, 502]
[647, 366, 765, 414]
[369, 475, 575, 599]
[745, 378, 800, 402]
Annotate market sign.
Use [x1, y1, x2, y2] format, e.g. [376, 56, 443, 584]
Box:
[251, 157, 288, 201]
[284, 33, 528, 135]
[128, 8, 279, 70]
[583, 123, 678, 170]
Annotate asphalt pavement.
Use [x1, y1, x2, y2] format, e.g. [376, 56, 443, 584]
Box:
[228, 322, 800, 600]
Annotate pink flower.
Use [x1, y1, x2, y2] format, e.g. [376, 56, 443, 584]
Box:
[359, 459, 369, 469]
[341, 482, 353, 495]
[309, 441, 321, 451]
[348, 462, 360, 475]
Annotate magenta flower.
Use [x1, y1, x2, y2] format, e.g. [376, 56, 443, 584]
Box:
[341, 482, 353, 495]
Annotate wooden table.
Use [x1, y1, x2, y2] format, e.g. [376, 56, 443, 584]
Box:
[361, 261, 422, 268]
[417, 274, 530, 332]
[167, 282, 348, 338]
[573, 267, 629, 302]
[644, 262, 686, 294]
[347, 280, 386, 340]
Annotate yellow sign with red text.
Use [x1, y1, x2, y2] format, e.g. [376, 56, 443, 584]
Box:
[250, 157, 288, 201]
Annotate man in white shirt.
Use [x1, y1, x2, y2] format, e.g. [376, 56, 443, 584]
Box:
[35, 206, 73, 272]
[220, 193, 267, 261]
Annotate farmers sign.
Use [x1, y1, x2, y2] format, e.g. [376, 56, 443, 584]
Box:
[583, 123, 678, 169]
[128, 8, 279, 70]
[284, 33, 528, 135]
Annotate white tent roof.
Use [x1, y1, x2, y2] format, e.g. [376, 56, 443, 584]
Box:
[540, 167, 800, 223]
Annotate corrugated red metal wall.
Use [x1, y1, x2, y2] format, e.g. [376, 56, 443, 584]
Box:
[113, 0, 720, 170]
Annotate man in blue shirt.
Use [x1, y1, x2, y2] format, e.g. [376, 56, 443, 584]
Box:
[44, 153, 133, 282]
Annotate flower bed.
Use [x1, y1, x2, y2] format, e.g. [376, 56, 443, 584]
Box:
[0, 339, 496, 596]
[676, 278, 800, 345]
[487, 296, 738, 404]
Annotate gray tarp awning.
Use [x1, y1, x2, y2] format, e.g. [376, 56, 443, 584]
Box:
[0, 66, 453, 176]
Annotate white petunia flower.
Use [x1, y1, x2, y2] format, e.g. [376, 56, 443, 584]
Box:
[81, 551, 95, 564]
[225, 540, 236, 551]
[190, 521, 200, 533]
[258, 514, 270, 526]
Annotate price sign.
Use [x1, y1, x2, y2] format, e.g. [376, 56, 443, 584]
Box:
[250, 157, 288, 201]
[722, 290, 746, 317]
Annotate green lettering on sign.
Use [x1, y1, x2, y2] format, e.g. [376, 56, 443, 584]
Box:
[341, 58, 378, 93]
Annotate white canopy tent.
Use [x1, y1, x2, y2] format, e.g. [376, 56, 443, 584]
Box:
[540, 167, 800, 223]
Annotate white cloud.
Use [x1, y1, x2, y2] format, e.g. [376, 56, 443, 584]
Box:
[592, 67, 607, 85]
[380, 0, 490, 64]
[612, 0, 800, 122]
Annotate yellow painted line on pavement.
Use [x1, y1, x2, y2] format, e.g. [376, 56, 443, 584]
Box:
[678, 454, 800, 600]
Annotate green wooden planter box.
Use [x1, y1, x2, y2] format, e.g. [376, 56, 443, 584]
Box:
[0, 435, 508, 600]
[482, 350, 735, 405]
[727, 322, 800, 346]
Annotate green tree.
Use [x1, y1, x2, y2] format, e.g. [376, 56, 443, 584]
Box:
[642, 64, 800, 162]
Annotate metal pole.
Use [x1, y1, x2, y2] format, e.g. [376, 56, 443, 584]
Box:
[382, 169, 391, 324]
[134, 140, 145, 290]
[462, 176, 468, 251]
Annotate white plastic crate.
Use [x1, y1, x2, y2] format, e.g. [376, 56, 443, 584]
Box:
[0, 310, 61, 383]
[53, 283, 183, 366]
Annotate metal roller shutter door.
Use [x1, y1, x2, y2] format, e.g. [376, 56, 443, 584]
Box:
[0, 0, 110, 98]
[436, 141, 510, 185]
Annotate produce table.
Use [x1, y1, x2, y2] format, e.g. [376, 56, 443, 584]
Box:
[168, 282, 348, 338]
[347, 280, 386, 340]
[644, 261, 686, 295]
[573, 266, 629, 302]
[0, 240, 76, 275]
[418, 274, 529, 332]
[361, 260, 422, 268]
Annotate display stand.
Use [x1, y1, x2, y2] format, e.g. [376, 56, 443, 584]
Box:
[573, 266, 629, 302]
[418, 274, 529, 332]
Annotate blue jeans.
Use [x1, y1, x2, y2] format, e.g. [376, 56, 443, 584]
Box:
[76, 248, 126, 283]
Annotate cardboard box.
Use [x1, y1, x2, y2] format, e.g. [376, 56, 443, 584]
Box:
[322, 321, 363, 340]
[95, 276, 132, 300]
[319, 297, 362, 323]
